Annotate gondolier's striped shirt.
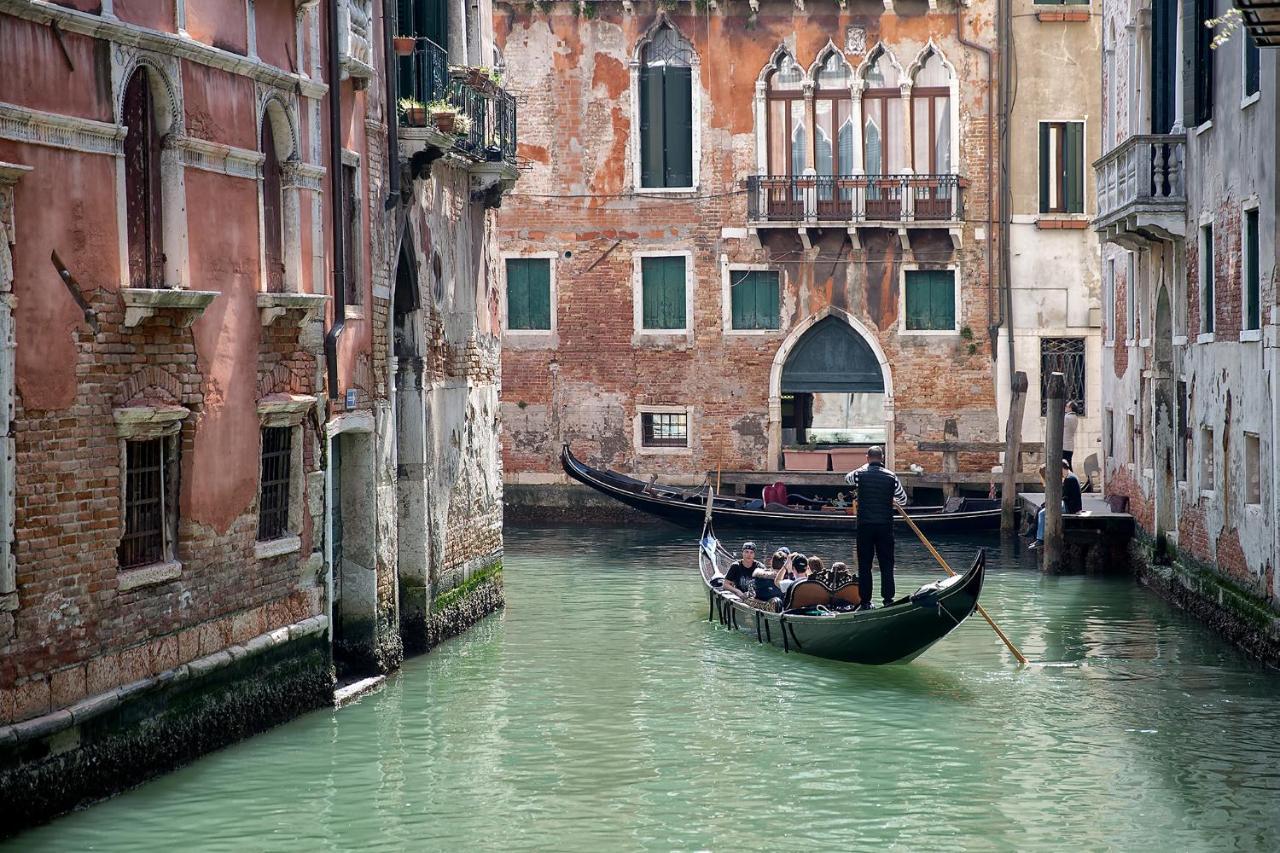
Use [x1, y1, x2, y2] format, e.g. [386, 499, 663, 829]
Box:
[844, 462, 908, 524]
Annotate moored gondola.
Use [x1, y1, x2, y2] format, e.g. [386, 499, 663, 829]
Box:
[562, 444, 1000, 533]
[699, 525, 986, 664]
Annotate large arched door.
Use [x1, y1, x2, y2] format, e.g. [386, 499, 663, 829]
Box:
[777, 315, 889, 454]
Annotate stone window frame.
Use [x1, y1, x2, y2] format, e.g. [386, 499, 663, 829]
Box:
[631, 249, 695, 342]
[1243, 431, 1262, 507]
[1103, 255, 1117, 346]
[1240, 196, 1263, 341]
[0, 162, 28, 614]
[255, 394, 317, 560]
[1036, 118, 1087, 217]
[500, 251, 558, 344]
[720, 259, 784, 336]
[897, 263, 962, 337]
[1241, 27, 1262, 110]
[634, 404, 693, 457]
[114, 405, 190, 589]
[1197, 213, 1216, 343]
[1199, 424, 1217, 498]
[341, 149, 365, 318]
[1125, 250, 1138, 344]
[630, 14, 702, 195]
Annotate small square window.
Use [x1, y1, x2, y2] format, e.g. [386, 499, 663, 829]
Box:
[506, 258, 553, 331]
[641, 412, 688, 448]
[729, 270, 780, 330]
[1245, 432, 1261, 505]
[904, 269, 956, 331]
[1200, 426, 1215, 489]
[641, 257, 687, 330]
[259, 426, 293, 541]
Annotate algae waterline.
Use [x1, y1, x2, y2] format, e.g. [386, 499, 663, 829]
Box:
[9, 525, 1280, 850]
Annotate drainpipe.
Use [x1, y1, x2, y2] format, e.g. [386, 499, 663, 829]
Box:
[324, 0, 347, 400]
[383, 0, 400, 209]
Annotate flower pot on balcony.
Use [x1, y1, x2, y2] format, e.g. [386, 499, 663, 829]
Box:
[403, 106, 427, 127]
[392, 36, 415, 56]
[782, 449, 831, 472]
[432, 110, 456, 134]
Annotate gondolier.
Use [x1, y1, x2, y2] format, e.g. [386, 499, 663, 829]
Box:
[844, 446, 908, 609]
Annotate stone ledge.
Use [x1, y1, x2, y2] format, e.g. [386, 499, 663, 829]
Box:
[113, 404, 189, 439]
[257, 393, 317, 427]
[120, 288, 219, 328]
[117, 560, 182, 591]
[255, 535, 302, 560]
[258, 292, 328, 326]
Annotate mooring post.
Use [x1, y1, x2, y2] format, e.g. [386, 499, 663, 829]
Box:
[1001, 371, 1029, 535]
[1044, 372, 1066, 571]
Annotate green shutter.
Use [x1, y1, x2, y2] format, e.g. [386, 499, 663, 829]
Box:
[506, 259, 528, 329]
[731, 271, 779, 330]
[1039, 123, 1051, 214]
[506, 259, 551, 330]
[905, 270, 954, 330]
[1065, 122, 1084, 214]
[905, 272, 929, 330]
[663, 67, 693, 188]
[643, 257, 685, 329]
[640, 68, 665, 189]
[931, 270, 955, 329]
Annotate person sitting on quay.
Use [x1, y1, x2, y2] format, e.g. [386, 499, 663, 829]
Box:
[1029, 461, 1083, 551]
[720, 542, 759, 593]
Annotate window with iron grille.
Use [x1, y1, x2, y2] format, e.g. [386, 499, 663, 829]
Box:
[641, 412, 688, 448]
[119, 438, 174, 568]
[258, 427, 293, 541]
[1040, 338, 1086, 415]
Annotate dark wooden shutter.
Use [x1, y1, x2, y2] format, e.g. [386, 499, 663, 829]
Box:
[261, 119, 285, 293]
[1038, 123, 1051, 215]
[662, 67, 693, 187]
[1246, 209, 1260, 329]
[643, 257, 684, 329]
[505, 259, 527, 329]
[423, 0, 447, 47]
[639, 67, 665, 188]
[1065, 122, 1084, 214]
[1151, 0, 1178, 134]
[732, 271, 780, 330]
[123, 69, 164, 288]
[905, 272, 930, 329]
[527, 259, 551, 330]
[931, 271, 955, 329]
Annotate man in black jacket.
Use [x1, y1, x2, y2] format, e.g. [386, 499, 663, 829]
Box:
[844, 446, 908, 608]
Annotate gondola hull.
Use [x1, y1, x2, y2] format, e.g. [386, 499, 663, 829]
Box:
[699, 534, 985, 664]
[562, 445, 1001, 533]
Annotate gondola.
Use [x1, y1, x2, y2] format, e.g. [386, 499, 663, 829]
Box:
[698, 522, 986, 664]
[562, 445, 1002, 533]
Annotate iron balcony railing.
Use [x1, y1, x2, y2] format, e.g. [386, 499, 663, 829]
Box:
[399, 37, 517, 166]
[746, 174, 963, 224]
[1093, 134, 1186, 226]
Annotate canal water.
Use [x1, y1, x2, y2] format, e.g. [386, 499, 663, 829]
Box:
[11, 524, 1280, 851]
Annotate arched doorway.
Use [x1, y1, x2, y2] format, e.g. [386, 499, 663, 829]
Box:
[768, 310, 894, 468]
[1152, 283, 1176, 550]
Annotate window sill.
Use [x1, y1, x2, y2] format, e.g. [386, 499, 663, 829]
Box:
[1138, 338, 1150, 348]
[634, 186, 698, 196]
[255, 535, 301, 560]
[1194, 120, 1214, 136]
[899, 328, 961, 337]
[257, 393, 317, 428]
[1035, 216, 1090, 229]
[1196, 333, 1215, 344]
[1103, 339, 1115, 348]
[1242, 92, 1261, 110]
[724, 328, 781, 336]
[121, 288, 218, 328]
[1172, 335, 1189, 346]
[118, 560, 182, 591]
[636, 445, 693, 456]
[258, 292, 329, 327]
[1200, 489, 1217, 501]
[1240, 329, 1263, 342]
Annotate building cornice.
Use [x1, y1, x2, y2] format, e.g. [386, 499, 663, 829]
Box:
[0, 0, 328, 100]
[176, 136, 265, 179]
[0, 102, 126, 156]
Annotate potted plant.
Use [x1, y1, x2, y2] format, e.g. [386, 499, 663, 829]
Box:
[452, 113, 473, 139]
[398, 98, 427, 127]
[427, 99, 456, 134]
[392, 35, 415, 56]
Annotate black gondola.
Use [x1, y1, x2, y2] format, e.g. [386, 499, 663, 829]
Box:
[562, 445, 1001, 533]
[699, 524, 986, 664]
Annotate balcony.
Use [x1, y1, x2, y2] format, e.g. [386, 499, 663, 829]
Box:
[1093, 134, 1186, 248]
[745, 174, 963, 246]
[397, 37, 518, 197]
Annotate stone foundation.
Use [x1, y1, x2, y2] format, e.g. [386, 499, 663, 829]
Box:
[426, 560, 504, 650]
[504, 482, 668, 525]
[0, 618, 332, 838]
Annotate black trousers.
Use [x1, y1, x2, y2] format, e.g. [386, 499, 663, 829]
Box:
[856, 523, 896, 604]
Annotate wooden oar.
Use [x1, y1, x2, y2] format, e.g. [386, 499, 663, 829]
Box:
[896, 504, 1029, 665]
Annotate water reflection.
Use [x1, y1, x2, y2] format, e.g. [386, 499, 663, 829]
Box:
[9, 524, 1280, 852]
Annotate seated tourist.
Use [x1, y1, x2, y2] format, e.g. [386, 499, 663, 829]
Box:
[757, 553, 801, 602]
[721, 542, 759, 593]
[1029, 462, 1083, 551]
[778, 553, 811, 596]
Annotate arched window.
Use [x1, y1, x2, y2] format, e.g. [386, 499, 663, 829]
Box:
[260, 114, 285, 293]
[911, 48, 952, 175]
[765, 51, 806, 178]
[814, 50, 854, 179]
[639, 23, 694, 189]
[860, 48, 903, 177]
[122, 67, 164, 288]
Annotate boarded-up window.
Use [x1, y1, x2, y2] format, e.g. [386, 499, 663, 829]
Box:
[119, 437, 177, 568]
[904, 269, 955, 331]
[258, 427, 292, 541]
[505, 258, 552, 330]
[641, 256, 686, 330]
[730, 270, 780, 330]
[1039, 122, 1084, 214]
[639, 24, 694, 189]
[261, 118, 285, 293]
[122, 68, 164, 288]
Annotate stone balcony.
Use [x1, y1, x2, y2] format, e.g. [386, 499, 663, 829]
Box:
[1093, 134, 1186, 249]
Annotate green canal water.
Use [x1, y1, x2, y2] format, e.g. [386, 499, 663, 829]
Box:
[10, 524, 1280, 851]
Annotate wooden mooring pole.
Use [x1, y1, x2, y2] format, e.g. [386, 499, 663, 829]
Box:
[1001, 371, 1029, 535]
[1044, 372, 1066, 571]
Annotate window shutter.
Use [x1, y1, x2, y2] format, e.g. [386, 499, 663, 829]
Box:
[663, 257, 686, 328]
[731, 271, 749, 329]
[761, 272, 779, 329]
[905, 272, 929, 330]
[506, 259, 529, 329]
[528, 259, 551, 330]
[640, 67, 666, 188]
[1065, 122, 1083, 214]
[642, 258, 661, 328]
[662, 67, 694, 187]
[931, 271, 955, 329]
[1038, 123, 1051, 215]
[424, 0, 447, 47]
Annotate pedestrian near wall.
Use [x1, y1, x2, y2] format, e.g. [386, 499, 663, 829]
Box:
[844, 446, 908, 608]
[1062, 401, 1081, 469]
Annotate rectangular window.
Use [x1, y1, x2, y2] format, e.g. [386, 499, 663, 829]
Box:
[119, 437, 176, 568]
[1152, 0, 1178, 134]
[1039, 121, 1084, 214]
[641, 412, 688, 448]
[1194, 0, 1215, 125]
[1200, 426, 1215, 489]
[1176, 380, 1189, 481]
[1126, 252, 1137, 339]
[641, 256, 687, 330]
[1245, 432, 1261, 505]
[1040, 338, 1087, 415]
[1127, 414, 1136, 464]
[639, 65, 694, 188]
[1103, 408, 1114, 458]
[1200, 223, 1215, 334]
[1244, 30, 1261, 99]
[1245, 208, 1260, 331]
[729, 270, 780, 330]
[1104, 258, 1116, 343]
[505, 258, 553, 331]
[258, 427, 293, 541]
[342, 163, 362, 307]
[903, 269, 956, 331]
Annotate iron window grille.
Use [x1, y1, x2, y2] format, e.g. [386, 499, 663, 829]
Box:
[119, 437, 173, 568]
[1040, 338, 1086, 415]
[642, 412, 688, 448]
[258, 426, 293, 541]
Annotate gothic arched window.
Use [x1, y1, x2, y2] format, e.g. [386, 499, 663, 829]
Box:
[911, 49, 952, 175]
[639, 23, 694, 189]
[260, 111, 286, 293]
[860, 48, 903, 177]
[122, 67, 165, 288]
[766, 51, 807, 177]
[814, 50, 854, 179]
